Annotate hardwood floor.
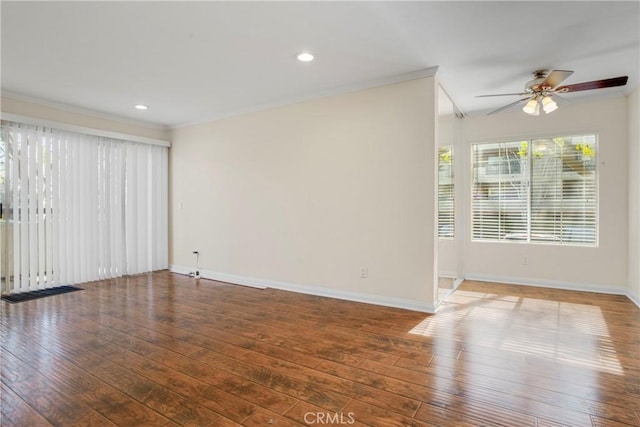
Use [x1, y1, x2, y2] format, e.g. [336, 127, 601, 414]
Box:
[2, 271, 639, 426]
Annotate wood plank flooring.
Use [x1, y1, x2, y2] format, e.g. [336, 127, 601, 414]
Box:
[1, 271, 639, 426]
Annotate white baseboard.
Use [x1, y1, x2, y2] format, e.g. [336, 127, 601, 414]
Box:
[453, 277, 464, 289]
[170, 265, 267, 289]
[169, 264, 192, 276]
[169, 264, 435, 313]
[438, 271, 458, 278]
[626, 290, 640, 309]
[434, 276, 465, 311]
[463, 273, 635, 301]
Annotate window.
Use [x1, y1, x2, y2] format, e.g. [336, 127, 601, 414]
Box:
[472, 135, 597, 245]
[438, 146, 454, 238]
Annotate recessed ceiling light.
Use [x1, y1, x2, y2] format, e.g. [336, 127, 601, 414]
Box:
[297, 52, 314, 62]
[134, 104, 148, 110]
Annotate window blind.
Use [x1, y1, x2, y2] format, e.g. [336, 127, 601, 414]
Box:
[438, 146, 454, 238]
[530, 136, 597, 244]
[471, 135, 597, 245]
[472, 141, 528, 241]
[0, 121, 168, 294]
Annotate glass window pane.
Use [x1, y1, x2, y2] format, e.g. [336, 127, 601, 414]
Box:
[472, 141, 528, 241]
[531, 136, 597, 245]
[472, 135, 597, 246]
[438, 146, 454, 238]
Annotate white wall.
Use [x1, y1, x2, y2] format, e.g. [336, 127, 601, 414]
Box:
[628, 87, 640, 305]
[463, 96, 629, 292]
[1, 96, 170, 141]
[170, 77, 439, 312]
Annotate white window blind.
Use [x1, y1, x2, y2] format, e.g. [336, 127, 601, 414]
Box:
[0, 121, 168, 294]
[471, 135, 597, 245]
[438, 146, 454, 238]
[530, 136, 597, 244]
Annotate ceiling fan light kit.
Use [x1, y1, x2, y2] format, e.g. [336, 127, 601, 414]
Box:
[478, 69, 628, 116]
[541, 96, 558, 114]
[523, 97, 540, 115]
[522, 95, 558, 116]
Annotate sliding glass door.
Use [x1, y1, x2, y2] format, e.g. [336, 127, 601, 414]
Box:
[0, 121, 168, 294]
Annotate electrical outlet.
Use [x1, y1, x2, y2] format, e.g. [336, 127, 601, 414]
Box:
[522, 256, 528, 265]
[360, 267, 368, 278]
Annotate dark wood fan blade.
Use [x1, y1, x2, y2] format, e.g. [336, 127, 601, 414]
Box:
[488, 97, 531, 115]
[556, 76, 628, 93]
[539, 70, 574, 89]
[476, 93, 529, 98]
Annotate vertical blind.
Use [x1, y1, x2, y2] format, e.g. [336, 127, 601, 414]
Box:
[471, 135, 597, 245]
[0, 121, 168, 294]
[438, 146, 454, 238]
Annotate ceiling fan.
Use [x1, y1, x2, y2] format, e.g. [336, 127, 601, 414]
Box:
[477, 70, 628, 115]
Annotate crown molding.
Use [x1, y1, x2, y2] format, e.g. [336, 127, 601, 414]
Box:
[172, 66, 440, 129]
[1, 112, 170, 147]
[1, 90, 170, 131]
[3, 67, 439, 131]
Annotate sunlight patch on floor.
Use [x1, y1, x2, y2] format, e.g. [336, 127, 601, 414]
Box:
[409, 290, 625, 375]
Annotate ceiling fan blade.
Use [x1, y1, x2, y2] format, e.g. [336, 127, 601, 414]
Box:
[488, 97, 531, 115]
[556, 76, 628, 93]
[476, 93, 529, 98]
[539, 70, 574, 89]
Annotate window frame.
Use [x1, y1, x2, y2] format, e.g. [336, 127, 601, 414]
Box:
[470, 134, 599, 247]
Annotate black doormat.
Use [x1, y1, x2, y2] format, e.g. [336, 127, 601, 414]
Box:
[1, 286, 83, 303]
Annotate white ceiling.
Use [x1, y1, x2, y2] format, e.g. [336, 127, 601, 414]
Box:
[2, 1, 638, 128]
